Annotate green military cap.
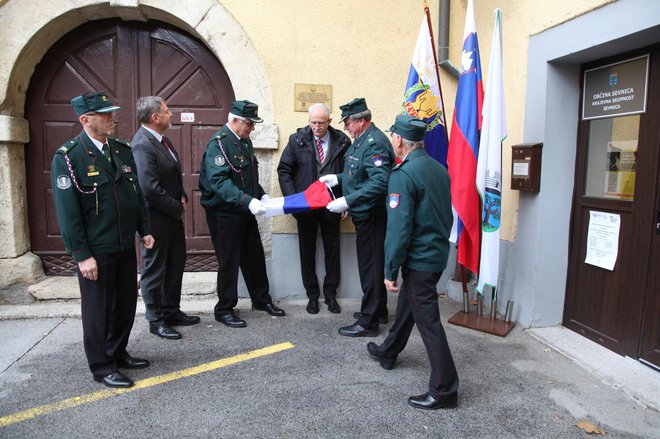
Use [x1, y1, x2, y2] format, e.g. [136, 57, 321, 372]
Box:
[71, 92, 121, 117]
[389, 114, 428, 141]
[230, 100, 263, 123]
[339, 97, 369, 122]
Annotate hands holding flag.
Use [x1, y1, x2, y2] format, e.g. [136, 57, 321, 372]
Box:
[319, 174, 349, 213]
[252, 177, 349, 217]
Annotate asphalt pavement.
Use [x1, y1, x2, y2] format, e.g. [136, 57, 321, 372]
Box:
[1, 293, 659, 438]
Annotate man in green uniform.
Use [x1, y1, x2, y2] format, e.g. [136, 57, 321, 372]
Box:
[51, 92, 154, 388]
[199, 100, 285, 328]
[320, 98, 394, 337]
[366, 114, 459, 410]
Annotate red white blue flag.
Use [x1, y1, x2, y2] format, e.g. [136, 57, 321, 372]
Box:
[264, 180, 332, 218]
[402, 5, 448, 166]
[447, 0, 484, 274]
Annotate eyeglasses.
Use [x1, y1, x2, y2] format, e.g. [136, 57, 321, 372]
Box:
[238, 118, 255, 128]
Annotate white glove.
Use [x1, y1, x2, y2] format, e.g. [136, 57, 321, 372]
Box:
[327, 197, 349, 213]
[248, 198, 267, 215]
[261, 194, 272, 204]
[319, 174, 339, 188]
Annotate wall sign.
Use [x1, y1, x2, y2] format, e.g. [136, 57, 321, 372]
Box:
[294, 84, 332, 112]
[582, 55, 649, 120]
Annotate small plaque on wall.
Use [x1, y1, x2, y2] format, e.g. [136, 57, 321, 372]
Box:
[294, 84, 332, 112]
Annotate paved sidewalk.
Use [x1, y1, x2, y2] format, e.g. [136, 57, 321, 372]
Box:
[1, 285, 659, 438]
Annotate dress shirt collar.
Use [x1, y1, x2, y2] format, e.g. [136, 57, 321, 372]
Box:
[142, 125, 163, 142]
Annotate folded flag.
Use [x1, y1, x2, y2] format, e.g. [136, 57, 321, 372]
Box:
[264, 180, 332, 218]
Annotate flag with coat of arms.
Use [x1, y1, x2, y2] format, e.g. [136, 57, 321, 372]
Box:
[401, 3, 449, 166]
[476, 9, 506, 298]
[447, 0, 484, 276]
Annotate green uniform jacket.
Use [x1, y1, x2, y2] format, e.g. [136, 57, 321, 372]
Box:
[338, 123, 394, 218]
[199, 126, 265, 217]
[51, 131, 150, 262]
[384, 148, 453, 281]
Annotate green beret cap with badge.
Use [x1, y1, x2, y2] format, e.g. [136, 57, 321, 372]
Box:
[389, 114, 428, 141]
[71, 92, 121, 117]
[230, 100, 263, 123]
[339, 97, 369, 122]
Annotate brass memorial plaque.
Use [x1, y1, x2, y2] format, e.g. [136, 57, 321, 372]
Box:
[294, 84, 332, 112]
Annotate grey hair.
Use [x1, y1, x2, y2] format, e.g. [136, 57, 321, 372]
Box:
[136, 96, 164, 124]
[401, 137, 425, 150]
[349, 109, 372, 122]
[227, 112, 246, 124]
[308, 103, 331, 118]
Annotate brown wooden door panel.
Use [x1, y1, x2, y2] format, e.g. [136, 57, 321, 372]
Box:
[564, 45, 660, 367]
[26, 19, 234, 273]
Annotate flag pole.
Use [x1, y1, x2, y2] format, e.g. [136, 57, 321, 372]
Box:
[424, 0, 449, 146]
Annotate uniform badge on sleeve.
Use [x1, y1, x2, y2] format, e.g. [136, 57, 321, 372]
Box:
[214, 155, 225, 166]
[56, 175, 72, 190]
[372, 155, 384, 167]
[388, 193, 400, 209]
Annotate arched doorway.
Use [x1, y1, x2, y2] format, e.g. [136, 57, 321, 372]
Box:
[25, 18, 234, 274]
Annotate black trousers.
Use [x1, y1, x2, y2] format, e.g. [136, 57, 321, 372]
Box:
[379, 268, 459, 399]
[296, 210, 340, 302]
[352, 210, 388, 329]
[206, 214, 272, 315]
[77, 247, 138, 377]
[139, 221, 186, 326]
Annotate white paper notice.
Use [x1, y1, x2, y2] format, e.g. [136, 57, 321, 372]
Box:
[584, 211, 620, 271]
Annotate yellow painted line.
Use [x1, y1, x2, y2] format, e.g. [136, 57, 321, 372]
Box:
[0, 342, 294, 428]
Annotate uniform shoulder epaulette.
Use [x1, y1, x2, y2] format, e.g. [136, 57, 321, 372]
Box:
[112, 137, 131, 148]
[217, 131, 227, 139]
[56, 139, 79, 154]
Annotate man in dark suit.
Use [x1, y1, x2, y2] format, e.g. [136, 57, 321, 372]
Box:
[277, 103, 350, 314]
[132, 96, 200, 340]
[51, 92, 154, 388]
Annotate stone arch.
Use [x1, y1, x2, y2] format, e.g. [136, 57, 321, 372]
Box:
[0, 0, 276, 286]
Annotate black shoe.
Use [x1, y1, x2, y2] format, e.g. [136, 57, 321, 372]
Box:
[326, 298, 341, 314]
[94, 371, 134, 388]
[118, 355, 150, 369]
[353, 312, 388, 324]
[407, 393, 457, 410]
[150, 324, 182, 340]
[367, 342, 395, 370]
[254, 302, 286, 317]
[215, 312, 247, 328]
[306, 298, 320, 314]
[338, 322, 378, 337]
[166, 312, 201, 326]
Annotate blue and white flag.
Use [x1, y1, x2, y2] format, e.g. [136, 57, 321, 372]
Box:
[402, 7, 449, 167]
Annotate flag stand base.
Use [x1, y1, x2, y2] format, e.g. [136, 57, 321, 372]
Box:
[447, 311, 515, 337]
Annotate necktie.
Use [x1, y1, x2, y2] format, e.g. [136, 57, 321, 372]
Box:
[102, 143, 111, 163]
[316, 138, 325, 163]
[162, 136, 177, 162]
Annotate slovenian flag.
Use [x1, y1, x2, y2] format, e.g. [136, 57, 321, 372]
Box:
[447, 0, 484, 275]
[402, 5, 449, 166]
[476, 9, 506, 298]
[264, 180, 332, 218]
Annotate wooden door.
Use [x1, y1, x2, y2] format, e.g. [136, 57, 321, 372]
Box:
[26, 19, 234, 274]
[564, 45, 660, 369]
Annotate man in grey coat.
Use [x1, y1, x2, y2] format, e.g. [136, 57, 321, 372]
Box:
[132, 96, 200, 340]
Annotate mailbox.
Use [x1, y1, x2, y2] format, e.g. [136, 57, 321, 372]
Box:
[511, 143, 542, 192]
